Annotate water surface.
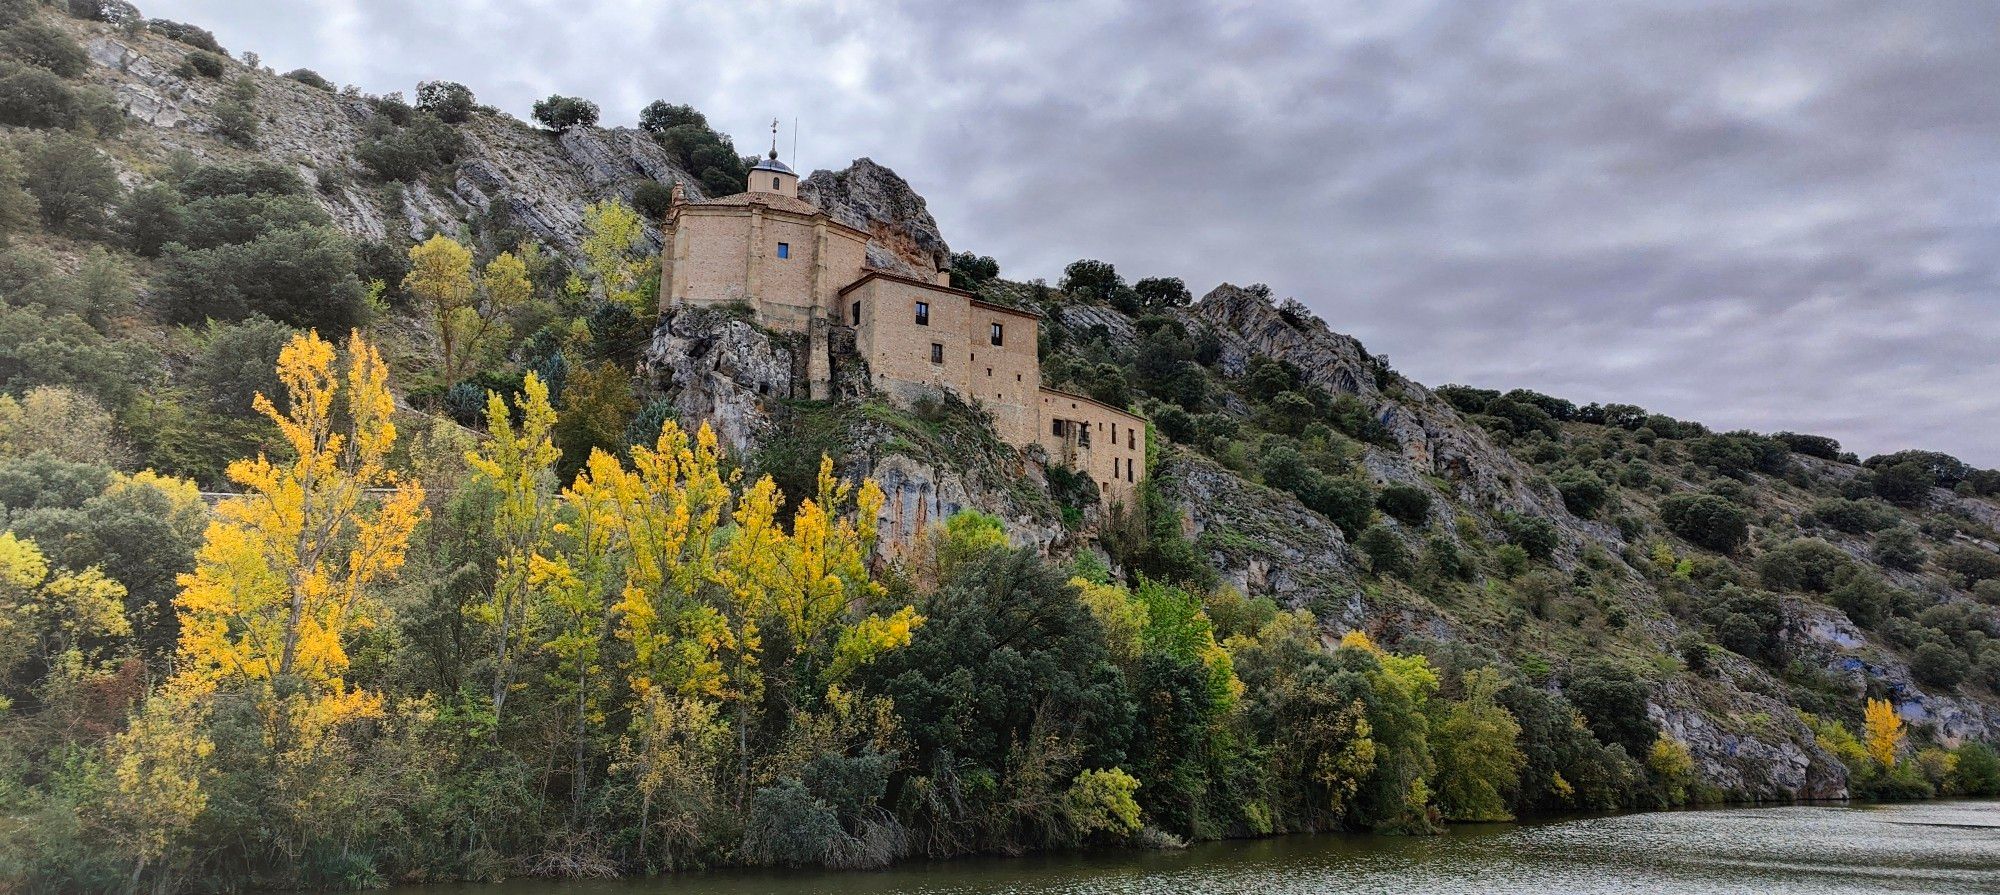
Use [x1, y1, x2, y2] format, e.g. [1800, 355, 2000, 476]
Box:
[390, 800, 2000, 894]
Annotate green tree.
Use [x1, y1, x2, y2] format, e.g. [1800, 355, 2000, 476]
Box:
[532, 94, 599, 131]
[415, 80, 476, 123]
[21, 131, 120, 235]
[1431, 669, 1526, 821]
[1659, 493, 1749, 553]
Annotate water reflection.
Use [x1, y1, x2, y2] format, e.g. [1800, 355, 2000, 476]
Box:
[387, 800, 2000, 895]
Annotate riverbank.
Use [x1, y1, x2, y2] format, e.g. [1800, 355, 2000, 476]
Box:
[375, 800, 2000, 895]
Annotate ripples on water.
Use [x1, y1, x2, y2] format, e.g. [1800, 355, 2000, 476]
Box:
[389, 800, 2000, 895]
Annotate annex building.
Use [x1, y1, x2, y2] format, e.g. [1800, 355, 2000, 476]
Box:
[658, 145, 1145, 504]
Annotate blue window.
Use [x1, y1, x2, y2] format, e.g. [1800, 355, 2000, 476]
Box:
[776, 242, 789, 259]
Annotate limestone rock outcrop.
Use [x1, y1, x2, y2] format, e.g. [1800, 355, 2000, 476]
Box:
[800, 158, 951, 277]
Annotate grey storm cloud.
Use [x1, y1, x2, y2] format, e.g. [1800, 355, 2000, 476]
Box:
[144, 0, 2000, 463]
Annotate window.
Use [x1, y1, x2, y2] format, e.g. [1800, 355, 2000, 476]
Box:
[1111, 423, 1118, 442]
[772, 176, 781, 189]
[915, 301, 929, 326]
[1128, 461, 1135, 483]
[991, 322, 1004, 346]
[986, 367, 993, 377]
[930, 342, 944, 364]
[851, 301, 861, 324]
[1052, 419, 1066, 437]
[1128, 430, 1135, 449]
[776, 242, 789, 259]
[1016, 374, 1022, 382]
[1079, 426, 1092, 447]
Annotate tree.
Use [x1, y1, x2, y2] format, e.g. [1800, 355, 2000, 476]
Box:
[946, 252, 999, 290]
[173, 331, 426, 688]
[1565, 661, 1656, 759]
[3, 21, 88, 77]
[1646, 734, 1697, 806]
[0, 531, 130, 697]
[466, 373, 560, 720]
[1871, 459, 1935, 507]
[403, 234, 526, 386]
[1430, 669, 1526, 821]
[532, 94, 599, 131]
[415, 80, 476, 123]
[0, 60, 82, 129]
[1133, 276, 1191, 309]
[1659, 493, 1749, 553]
[21, 132, 121, 235]
[1060, 259, 1124, 301]
[1376, 483, 1432, 526]
[1863, 697, 1905, 768]
[117, 182, 185, 256]
[1871, 526, 1926, 572]
[581, 199, 649, 312]
[156, 225, 366, 331]
[0, 144, 37, 234]
[102, 681, 212, 889]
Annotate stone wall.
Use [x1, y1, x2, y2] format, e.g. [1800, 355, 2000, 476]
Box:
[1037, 388, 1146, 507]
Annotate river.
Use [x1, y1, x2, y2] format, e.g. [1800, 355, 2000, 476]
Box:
[386, 799, 2000, 894]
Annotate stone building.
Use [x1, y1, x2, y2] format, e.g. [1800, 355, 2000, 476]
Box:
[657, 142, 1146, 504]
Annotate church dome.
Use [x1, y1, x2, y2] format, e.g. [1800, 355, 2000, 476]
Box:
[752, 154, 794, 175]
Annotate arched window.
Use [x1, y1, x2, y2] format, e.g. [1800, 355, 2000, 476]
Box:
[773, 176, 781, 189]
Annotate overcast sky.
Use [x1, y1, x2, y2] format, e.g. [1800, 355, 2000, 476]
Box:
[145, 1, 2000, 464]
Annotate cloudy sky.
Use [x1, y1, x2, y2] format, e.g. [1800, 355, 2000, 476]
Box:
[146, 1, 2000, 464]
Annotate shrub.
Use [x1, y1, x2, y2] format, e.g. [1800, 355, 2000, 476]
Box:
[414, 80, 475, 123]
[1358, 525, 1411, 578]
[1911, 642, 1967, 689]
[1775, 431, 1843, 461]
[1, 21, 88, 77]
[156, 226, 364, 331]
[1756, 539, 1853, 594]
[0, 306, 153, 404]
[1872, 527, 1926, 572]
[947, 252, 999, 290]
[1498, 512, 1558, 560]
[1828, 571, 1896, 628]
[530, 94, 598, 131]
[1937, 546, 2000, 589]
[356, 112, 463, 181]
[1871, 459, 1936, 508]
[213, 79, 258, 145]
[1133, 276, 1191, 310]
[1810, 497, 1898, 535]
[0, 60, 81, 128]
[1555, 472, 1610, 517]
[180, 160, 306, 199]
[188, 315, 294, 413]
[1659, 493, 1749, 553]
[116, 182, 184, 256]
[21, 131, 120, 235]
[1704, 585, 1783, 664]
[147, 19, 224, 53]
[1493, 544, 1529, 578]
[632, 180, 674, 219]
[1564, 661, 1658, 760]
[281, 68, 333, 91]
[1376, 482, 1432, 526]
[184, 50, 225, 78]
[178, 192, 328, 249]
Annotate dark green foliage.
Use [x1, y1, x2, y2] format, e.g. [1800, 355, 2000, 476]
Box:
[213, 78, 258, 145]
[1357, 525, 1411, 578]
[179, 160, 306, 199]
[1563, 661, 1657, 760]
[1702, 585, 1782, 664]
[1910, 642, 1966, 689]
[0, 305, 153, 403]
[157, 225, 365, 331]
[531, 94, 598, 131]
[1756, 538, 1853, 593]
[1774, 431, 1843, 461]
[1871, 526, 1926, 572]
[1690, 432, 1789, 478]
[1871, 459, 1938, 507]
[184, 50, 225, 78]
[1938, 545, 2000, 589]
[1828, 571, 1896, 628]
[1498, 512, 1559, 560]
[1376, 482, 1432, 526]
[1659, 493, 1749, 553]
[1, 20, 87, 76]
[0, 59, 81, 130]
[20, 131, 120, 234]
[1133, 276, 1191, 310]
[637, 102, 749, 198]
[357, 111, 464, 181]
[1060, 259, 1131, 309]
[1258, 446, 1374, 538]
[0, 453, 110, 509]
[1504, 389, 1578, 422]
[632, 180, 674, 219]
[1555, 472, 1609, 517]
[1436, 385, 1497, 415]
[281, 68, 333, 91]
[1499, 683, 1643, 813]
[947, 251, 998, 290]
[1132, 325, 1204, 410]
[177, 192, 328, 248]
[414, 80, 476, 122]
[116, 182, 185, 256]
[1809, 497, 1898, 535]
[1103, 480, 1214, 588]
[148, 18, 224, 53]
[188, 315, 294, 413]
[1955, 743, 2000, 796]
[1865, 450, 1971, 489]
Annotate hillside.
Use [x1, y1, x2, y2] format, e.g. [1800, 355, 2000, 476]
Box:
[3, 1, 2000, 890]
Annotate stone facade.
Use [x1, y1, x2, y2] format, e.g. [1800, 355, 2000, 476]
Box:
[659, 155, 1147, 505]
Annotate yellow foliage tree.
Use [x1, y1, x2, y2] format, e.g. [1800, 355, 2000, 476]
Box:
[1864, 697, 1906, 768]
[405, 235, 530, 387]
[102, 679, 213, 888]
[580, 200, 649, 313]
[0, 531, 129, 694]
[466, 372, 561, 719]
[174, 331, 426, 691]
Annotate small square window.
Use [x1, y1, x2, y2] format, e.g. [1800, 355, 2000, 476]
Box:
[1016, 374, 1022, 382]
[915, 301, 930, 326]
[991, 322, 1004, 346]
[930, 342, 944, 364]
[986, 367, 993, 377]
[776, 242, 789, 259]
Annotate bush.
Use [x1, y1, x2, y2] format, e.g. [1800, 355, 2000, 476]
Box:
[1357, 525, 1411, 578]
[531, 94, 598, 131]
[156, 226, 364, 331]
[356, 112, 463, 181]
[0, 305, 153, 404]
[1564, 661, 1658, 760]
[1809, 497, 1898, 535]
[414, 80, 475, 123]
[1690, 432, 1789, 478]
[21, 131, 120, 235]
[1, 21, 88, 77]
[1756, 538, 1853, 594]
[1659, 493, 1749, 553]
[1872, 526, 1926, 572]
[281, 68, 333, 91]
[148, 19, 224, 53]
[116, 182, 184, 256]
[947, 252, 999, 290]
[180, 160, 306, 199]
[184, 50, 225, 78]
[1133, 276, 1191, 310]
[214, 80, 258, 145]
[1775, 431, 1843, 461]
[632, 180, 674, 219]
[1938, 546, 2000, 589]
[0, 60, 81, 128]
[188, 315, 294, 413]
[1498, 512, 1558, 560]
[1555, 472, 1610, 517]
[1704, 585, 1783, 664]
[1493, 545, 1529, 578]
[1375, 482, 1432, 526]
[178, 192, 328, 249]
[1871, 459, 1936, 508]
[1910, 642, 1966, 689]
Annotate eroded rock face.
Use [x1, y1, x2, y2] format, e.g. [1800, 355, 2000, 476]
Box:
[800, 158, 950, 277]
[1649, 687, 1848, 800]
[641, 308, 795, 458]
[1787, 600, 2000, 744]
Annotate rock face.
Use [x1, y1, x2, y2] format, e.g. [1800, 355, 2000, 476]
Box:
[800, 158, 951, 277]
[640, 307, 796, 458]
